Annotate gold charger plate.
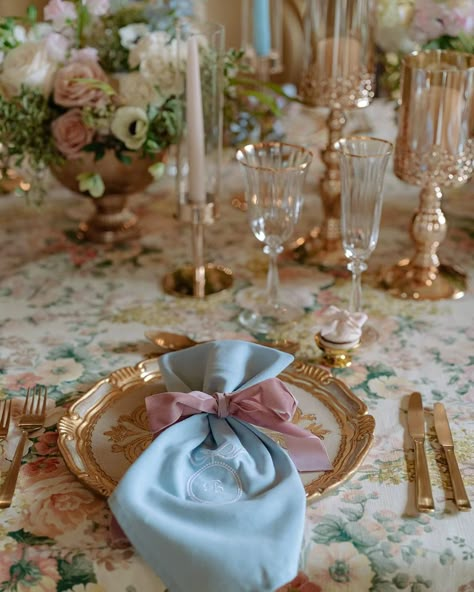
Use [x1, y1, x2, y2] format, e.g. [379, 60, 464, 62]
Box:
[58, 359, 375, 501]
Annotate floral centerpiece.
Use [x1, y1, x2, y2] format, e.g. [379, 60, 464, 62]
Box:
[0, 0, 188, 204]
[375, 0, 474, 99]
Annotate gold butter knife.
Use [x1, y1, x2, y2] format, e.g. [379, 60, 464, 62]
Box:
[434, 403, 471, 511]
[407, 392, 435, 512]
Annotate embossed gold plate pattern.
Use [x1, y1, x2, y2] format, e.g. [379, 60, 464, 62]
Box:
[58, 359, 375, 501]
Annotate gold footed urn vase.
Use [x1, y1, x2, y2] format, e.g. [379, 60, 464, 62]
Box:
[52, 150, 162, 244]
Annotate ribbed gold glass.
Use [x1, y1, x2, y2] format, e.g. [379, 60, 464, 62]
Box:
[381, 50, 474, 300]
[295, 0, 376, 266]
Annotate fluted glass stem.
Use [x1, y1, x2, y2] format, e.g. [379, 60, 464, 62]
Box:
[264, 245, 283, 311]
[348, 259, 367, 313]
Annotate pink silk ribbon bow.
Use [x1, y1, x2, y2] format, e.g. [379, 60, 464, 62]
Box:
[146, 377, 332, 472]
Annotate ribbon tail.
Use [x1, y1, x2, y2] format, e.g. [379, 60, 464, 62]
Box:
[283, 434, 332, 472]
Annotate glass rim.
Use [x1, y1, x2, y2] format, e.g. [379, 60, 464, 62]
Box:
[235, 141, 313, 173]
[335, 136, 393, 158]
[402, 49, 474, 72]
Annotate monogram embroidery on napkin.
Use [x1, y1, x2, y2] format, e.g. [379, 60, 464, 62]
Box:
[187, 442, 243, 505]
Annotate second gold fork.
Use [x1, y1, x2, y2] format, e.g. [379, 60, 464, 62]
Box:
[0, 386, 48, 509]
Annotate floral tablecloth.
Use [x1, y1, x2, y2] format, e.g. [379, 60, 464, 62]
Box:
[0, 100, 473, 592]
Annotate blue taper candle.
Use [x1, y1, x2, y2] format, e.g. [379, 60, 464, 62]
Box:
[253, 0, 271, 56]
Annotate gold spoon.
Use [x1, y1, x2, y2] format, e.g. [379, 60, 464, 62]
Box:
[144, 331, 299, 355]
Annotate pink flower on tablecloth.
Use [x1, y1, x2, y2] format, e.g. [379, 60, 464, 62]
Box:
[53, 59, 109, 108]
[458, 581, 474, 592]
[4, 372, 43, 391]
[306, 542, 375, 592]
[23, 463, 104, 537]
[0, 546, 60, 591]
[23, 456, 62, 478]
[52, 109, 94, 160]
[275, 572, 322, 592]
[34, 431, 59, 455]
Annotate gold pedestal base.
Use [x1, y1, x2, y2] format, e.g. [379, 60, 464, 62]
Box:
[380, 259, 466, 301]
[162, 264, 233, 298]
[291, 227, 347, 267]
[78, 203, 139, 244]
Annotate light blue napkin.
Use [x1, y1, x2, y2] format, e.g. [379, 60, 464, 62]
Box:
[109, 340, 306, 592]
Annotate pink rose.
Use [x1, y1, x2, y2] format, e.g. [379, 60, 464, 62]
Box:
[53, 59, 109, 108]
[52, 109, 94, 159]
[83, 0, 110, 16]
[44, 0, 77, 25]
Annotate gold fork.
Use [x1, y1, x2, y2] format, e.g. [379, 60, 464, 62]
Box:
[0, 385, 48, 509]
[0, 400, 12, 442]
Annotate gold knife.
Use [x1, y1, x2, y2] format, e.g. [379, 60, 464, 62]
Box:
[434, 403, 471, 511]
[407, 392, 435, 512]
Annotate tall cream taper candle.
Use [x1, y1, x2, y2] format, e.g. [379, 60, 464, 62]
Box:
[186, 35, 206, 203]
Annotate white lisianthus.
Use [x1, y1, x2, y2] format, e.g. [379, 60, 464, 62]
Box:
[118, 23, 150, 49]
[0, 40, 58, 97]
[116, 71, 164, 108]
[13, 25, 27, 43]
[111, 106, 149, 149]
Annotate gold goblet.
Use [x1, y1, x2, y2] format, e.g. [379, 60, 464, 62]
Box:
[296, 0, 376, 266]
[381, 50, 474, 300]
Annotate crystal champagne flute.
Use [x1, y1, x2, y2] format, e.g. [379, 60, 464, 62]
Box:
[336, 136, 393, 343]
[236, 142, 313, 334]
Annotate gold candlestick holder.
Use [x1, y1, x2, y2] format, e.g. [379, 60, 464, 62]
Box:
[295, 0, 375, 267]
[380, 50, 474, 300]
[162, 197, 233, 298]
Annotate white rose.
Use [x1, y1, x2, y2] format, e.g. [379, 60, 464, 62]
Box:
[128, 31, 171, 67]
[111, 106, 149, 150]
[0, 41, 58, 97]
[119, 23, 150, 50]
[116, 71, 164, 108]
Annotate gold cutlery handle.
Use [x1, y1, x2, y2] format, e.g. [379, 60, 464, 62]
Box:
[0, 431, 28, 509]
[414, 439, 435, 512]
[445, 447, 471, 511]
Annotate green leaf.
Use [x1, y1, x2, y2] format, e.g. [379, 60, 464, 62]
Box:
[26, 4, 37, 24]
[312, 515, 349, 544]
[116, 152, 132, 165]
[57, 554, 97, 592]
[8, 528, 55, 546]
[340, 506, 364, 522]
[148, 161, 165, 180]
[77, 172, 105, 198]
[71, 77, 116, 96]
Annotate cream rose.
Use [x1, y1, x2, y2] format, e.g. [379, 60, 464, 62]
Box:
[54, 59, 109, 107]
[111, 106, 149, 150]
[0, 41, 57, 97]
[52, 109, 94, 159]
[116, 71, 164, 108]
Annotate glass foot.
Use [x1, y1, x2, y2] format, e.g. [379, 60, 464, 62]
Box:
[238, 302, 303, 334]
